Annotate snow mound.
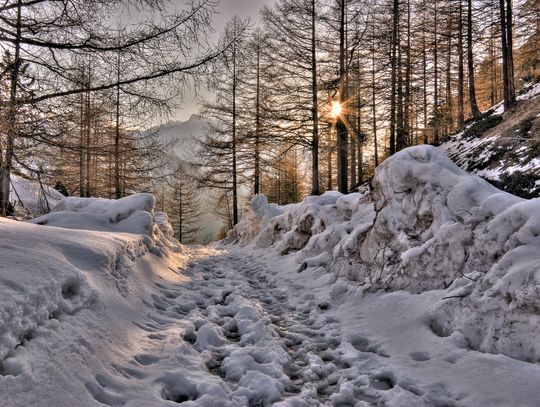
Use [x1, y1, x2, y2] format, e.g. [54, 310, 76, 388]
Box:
[28, 193, 181, 256]
[228, 145, 540, 362]
[0, 214, 189, 407]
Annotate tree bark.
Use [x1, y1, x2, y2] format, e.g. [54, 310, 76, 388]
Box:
[232, 41, 239, 225]
[311, 0, 320, 196]
[1, 0, 22, 215]
[500, 0, 516, 110]
[433, 0, 440, 145]
[404, 0, 411, 146]
[389, 0, 399, 155]
[467, 0, 481, 118]
[457, 0, 465, 129]
[254, 38, 261, 195]
[372, 25, 379, 167]
[336, 0, 348, 194]
[114, 52, 122, 199]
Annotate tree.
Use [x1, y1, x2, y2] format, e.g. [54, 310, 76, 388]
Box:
[499, 0, 516, 110]
[467, 0, 482, 118]
[198, 16, 250, 226]
[0, 0, 226, 214]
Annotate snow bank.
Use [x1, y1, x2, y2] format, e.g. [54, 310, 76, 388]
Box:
[28, 193, 182, 257]
[30, 193, 154, 233]
[0, 190, 191, 406]
[228, 145, 540, 362]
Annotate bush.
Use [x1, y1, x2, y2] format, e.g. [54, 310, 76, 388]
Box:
[515, 118, 534, 139]
[489, 171, 538, 199]
[463, 114, 503, 139]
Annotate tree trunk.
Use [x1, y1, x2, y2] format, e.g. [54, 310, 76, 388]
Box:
[336, 0, 348, 194]
[457, 0, 465, 129]
[389, 0, 399, 155]
[311, 0, 320, 196]
[79, 89, 85, 197]
[114, 52, 122, 199]
[85, 68, 92, 198]
[500, 0, 516, 110]
[178, 185, 183, 243]
[396, 17, 406, 151]
[433, 0, 440, 145]
[327, 128, 332, 191]
[254, 39, 261, 195]
[422, 11, 428, 144]
[404, 0, 411, 146]
[1, 0, 22, 215]
[467, 0, 481, 118]
[506, 0, 515, 105]
[232, 42, 239, 225]
[372, 26, 379, 166]
[446, 15, 453, 135]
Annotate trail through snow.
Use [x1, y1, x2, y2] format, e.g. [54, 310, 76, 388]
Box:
[132, 247, 367, 406]
[84, 245, 539, 407]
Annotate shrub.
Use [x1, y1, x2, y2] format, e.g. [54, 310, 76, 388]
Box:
[489, 171, 538, 199]
[463, 115, 503, 139]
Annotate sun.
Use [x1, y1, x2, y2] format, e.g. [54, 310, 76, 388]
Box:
[330, 101, 342, 118]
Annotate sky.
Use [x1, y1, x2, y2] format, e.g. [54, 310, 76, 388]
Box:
[173, 0, 275, 122]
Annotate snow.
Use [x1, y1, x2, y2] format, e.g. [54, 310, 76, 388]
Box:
[517, 82, 540, 101]
[1, 146, 540, 406]
[9, 174, 65, 215]
[228, 145, 540, 365]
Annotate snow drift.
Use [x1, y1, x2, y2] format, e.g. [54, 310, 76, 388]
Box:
[227, 145, 540, 363]
[28, 193, 179, 255]
[0, 193, 190, 406]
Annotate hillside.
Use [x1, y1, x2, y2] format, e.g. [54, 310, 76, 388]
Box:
[440, 83, 540, 198]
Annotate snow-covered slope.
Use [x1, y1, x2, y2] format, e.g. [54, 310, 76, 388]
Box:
[227, 145, 540, 363]
[440, 83, 540, 198]
[9, 174, 65, 216]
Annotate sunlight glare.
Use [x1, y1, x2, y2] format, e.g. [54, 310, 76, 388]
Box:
[331, 101, 342, 118]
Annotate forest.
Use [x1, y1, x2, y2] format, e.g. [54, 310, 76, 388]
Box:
[1, 0, 539, 240]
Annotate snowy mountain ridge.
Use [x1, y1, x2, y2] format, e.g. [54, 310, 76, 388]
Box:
[227, 145, 540, 363]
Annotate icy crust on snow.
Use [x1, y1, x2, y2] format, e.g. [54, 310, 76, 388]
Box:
[228, 145, 540, 362]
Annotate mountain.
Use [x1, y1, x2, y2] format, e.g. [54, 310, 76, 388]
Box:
[152, 114, 208, 161]
[151, 114, 222, 243]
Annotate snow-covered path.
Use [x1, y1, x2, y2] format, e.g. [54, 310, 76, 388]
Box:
[125, 247, 369, 406]
[93, 246, 540, 407]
